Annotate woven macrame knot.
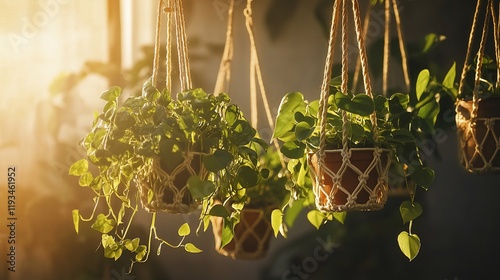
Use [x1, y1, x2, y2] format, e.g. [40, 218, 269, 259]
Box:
[485, 118, 494, 128]
[359, 174, 369, 182]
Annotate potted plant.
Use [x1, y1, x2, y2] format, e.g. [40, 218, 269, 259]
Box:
[457, 57, 500, 173]
[271, 65, 456, 260]
[69, 80, 266, 268]
[210, 146, 288, 259]
[455, 0, 500, 174]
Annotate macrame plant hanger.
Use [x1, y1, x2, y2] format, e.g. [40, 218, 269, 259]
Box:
[138, 0, 206, 214]
[211, 0, 281, 260]
[313, 0, 390, 212]
[456, 0, 500, 174]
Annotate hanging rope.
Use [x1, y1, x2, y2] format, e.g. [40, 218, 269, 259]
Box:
[315, 0, 389, 212]
[351, 2, 371, 93]
[151, 0, 165, 89]
[214, 0, 235, 95]
[458, 0, 484, 97]
[174, 0, 193, 91]
[382, 0, 390, 95]
[456, 0, 500, 174]
[392, 0, 410, 92]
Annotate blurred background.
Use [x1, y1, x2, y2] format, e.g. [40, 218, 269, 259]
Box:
[1, 0, 500, 279]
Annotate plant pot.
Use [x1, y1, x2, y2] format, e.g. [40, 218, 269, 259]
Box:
[137, 154, 205, 214]
[211, 206, 275, 260]
[308, 148, 390, 212]
[456, 98, 500, 174]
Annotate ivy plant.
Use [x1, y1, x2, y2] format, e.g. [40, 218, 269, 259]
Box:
[69, 79, 266, 269]
[270, 64, 457, 260]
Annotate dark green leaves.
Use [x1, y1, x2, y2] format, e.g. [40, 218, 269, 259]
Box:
[334, 92, 375, 116]
[187, 176, 215, 199]
[203, 150, 234, 172]
[280, 141, 306, 159]
[411, 166, 435, 189]
[400, 201, 423, 223]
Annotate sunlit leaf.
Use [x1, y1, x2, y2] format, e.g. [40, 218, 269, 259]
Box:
[69, 159, 88, 176]
[178, 223, 191, 237]
[416, 69, 430, 101]
[271, 209, 283, 237]
[72, 209, 80, 234]
[307, 210, 324, 230]
[184, 243, 203, 253]
[398, 231, 421, 261]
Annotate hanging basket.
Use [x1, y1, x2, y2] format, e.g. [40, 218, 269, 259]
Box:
[309, 148, 390, 212]
[456, 0, 500, 174]
[211, 206, 275, 260]
[456, 97, 500, 174]
[137, 153, 206, 214]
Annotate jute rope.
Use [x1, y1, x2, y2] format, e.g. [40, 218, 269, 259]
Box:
[213, 0, 235, 95]
[315, 0, 389, 212]
[456, 0, 500, 174]
[138, 0, 203, 213]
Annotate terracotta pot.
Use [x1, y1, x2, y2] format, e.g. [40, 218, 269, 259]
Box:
[211, 206, 275, 260]
[308, 148, 390, 212]
[138, 154, 204, 214]
[456, 98, 500, 174]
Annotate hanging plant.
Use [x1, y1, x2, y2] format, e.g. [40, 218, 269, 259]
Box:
[201, 0, 289, 259]
[269, 0, 457, 261]
[68, 0, 266, 270]
[456, 0, 500, 174]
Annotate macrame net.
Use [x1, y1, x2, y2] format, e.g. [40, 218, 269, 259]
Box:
[211, 208, 274, 260]
[456, 0, 500, 174]
[137, 0, 206, 213]
[312, 0, 390, 212]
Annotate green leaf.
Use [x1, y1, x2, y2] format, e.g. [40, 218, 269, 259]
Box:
[442, 62, 456, 89]
[399, 201, 423, 223]
[411, 166, 435, 189]
[91, 214, 116, 234]
[78, 172, 94, 187]
[220, 220, 234, 248]
[280, 141, 306, 159]
[203, 150, 234, 172]
[273, 92, 307, 139]
[135, 245, 147, 261]
[184, 243, 203, 253]
[237, 166, 259, 188]
[334, 92, 374, 116]
[100, 86, 121, 101]
[271, 209, 283, 237]
[417, 99, 439, 126]
[295, 121, 314, 141]
[389, 93, 409, 114]
[69, 159, 89, 176]
[392, 129, 416, 143]
[125, 238, 140, 252]
[398, 231, 421, 261]
[209, 205, 230, 218]
[416, 69, 430, 101]
[187, 176, 216, 199]
[307, 210, 324, 230]
[284, 198, 305, 227]
[178, 223, 191, 237]
[72, 209, 80, 234]
[332, 212, 347, 224]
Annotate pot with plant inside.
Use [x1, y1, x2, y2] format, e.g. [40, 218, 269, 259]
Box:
[69, 80, 268, 268]
[456, 56, 500, 174]
[208, 146, 288, 259]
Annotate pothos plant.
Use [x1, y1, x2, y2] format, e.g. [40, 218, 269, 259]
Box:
[270, 64, 457, 260]
[69, 79, 267, 269]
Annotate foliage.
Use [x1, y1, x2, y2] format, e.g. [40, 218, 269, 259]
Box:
[69, 79, 267, 269]
[270, 65, 457, 260]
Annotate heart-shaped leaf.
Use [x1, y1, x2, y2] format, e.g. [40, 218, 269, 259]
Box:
[400, 201, 423, 223]
[335, 92, 374, 116]
[203, 150, 234, 172]
[69, 159, 89, 176]
[398, 231, 421, 261]
[209, 205, 230, 218]
[280, 141, 306, 159]
[442, 62, 456, 89]
[178, 223, 191, 237]
[307, 210, 325, 230]
[295, 121, 314, 141]
[237, 166, 259, 188]
[411, 166, 435, 189]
